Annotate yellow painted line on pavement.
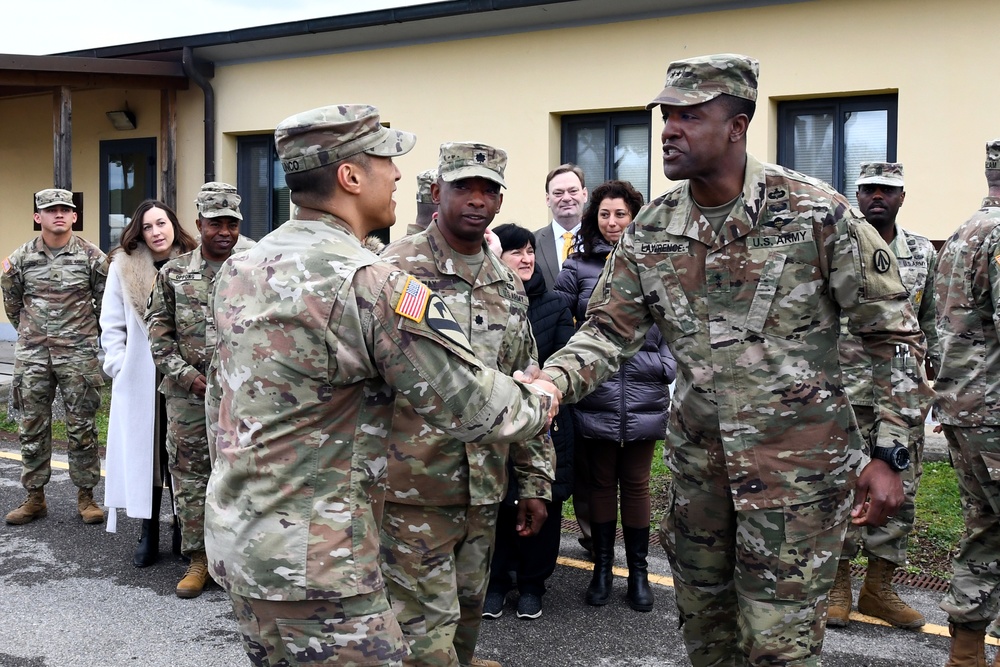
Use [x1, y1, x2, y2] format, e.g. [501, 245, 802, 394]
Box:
[557, 554, 1000, 645]
[0, 449, 105, 476]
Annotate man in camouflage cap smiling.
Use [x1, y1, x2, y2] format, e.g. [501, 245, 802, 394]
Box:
[204, 107, 557, 666]
[380, 141, 554, 667]
[526, 53, 931, 665]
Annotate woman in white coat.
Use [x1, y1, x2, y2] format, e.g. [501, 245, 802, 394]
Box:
[100, 200, 197, 567]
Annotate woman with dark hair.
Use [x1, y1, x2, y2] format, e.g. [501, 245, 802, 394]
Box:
[554, 180, 676, 612]
[482, 223, 575, 621]
[101, 199, 197, 566]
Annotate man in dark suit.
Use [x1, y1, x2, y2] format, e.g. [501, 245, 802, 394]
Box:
[534, 164, 588, 290]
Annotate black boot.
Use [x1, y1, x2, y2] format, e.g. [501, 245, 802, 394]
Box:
[585, 521, 616, 606]
[133, 486, 162, 568]
[172, 515, 183, 558]
[623, 525, 654, 612]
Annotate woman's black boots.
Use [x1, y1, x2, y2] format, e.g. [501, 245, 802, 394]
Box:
[585, 521, 617, 605]
[623, 525, 654, 612]
[132, 486, 162, 568]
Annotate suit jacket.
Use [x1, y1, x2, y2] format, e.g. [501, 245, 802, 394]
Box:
[534, 224, 560, 291]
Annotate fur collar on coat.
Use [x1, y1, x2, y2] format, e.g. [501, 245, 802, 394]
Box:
[110, 244, 180, 321]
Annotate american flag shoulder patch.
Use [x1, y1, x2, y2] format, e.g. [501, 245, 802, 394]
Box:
[1, 257, 11, 274]
[395, 276, 431, 323]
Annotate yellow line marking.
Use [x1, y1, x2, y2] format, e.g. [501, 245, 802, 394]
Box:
[0, 449, 105, 476]
[557, 554, 1000, 644]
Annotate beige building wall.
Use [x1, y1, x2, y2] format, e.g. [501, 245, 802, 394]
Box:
[0, 0, 995, 332]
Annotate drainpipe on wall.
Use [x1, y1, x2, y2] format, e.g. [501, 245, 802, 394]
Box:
[182, 46, 215, 183]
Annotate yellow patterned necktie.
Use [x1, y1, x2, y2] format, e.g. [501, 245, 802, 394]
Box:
[561, 232, 574, 261]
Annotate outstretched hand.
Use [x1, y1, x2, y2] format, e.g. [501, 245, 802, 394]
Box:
[514, 365, 562, 430]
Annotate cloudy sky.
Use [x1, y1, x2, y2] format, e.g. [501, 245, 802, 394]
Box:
[1, 0, 436, 55]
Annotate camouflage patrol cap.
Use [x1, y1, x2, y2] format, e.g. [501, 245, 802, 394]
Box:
[416, 169, 437, 204]
[438, 142, 507, 188]
[196, 183, 243, 220]
[646, 53, 759, 110]
[856, 162, 904, 187]
[986, 139, 1000, 170]
[275, 104, 416, 175]
[34, 188, 75, 209]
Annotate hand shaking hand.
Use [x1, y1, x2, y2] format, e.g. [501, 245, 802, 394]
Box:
[514, 365, 562, 432]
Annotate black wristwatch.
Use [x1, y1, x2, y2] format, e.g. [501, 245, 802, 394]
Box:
[871, 444, 910, 472]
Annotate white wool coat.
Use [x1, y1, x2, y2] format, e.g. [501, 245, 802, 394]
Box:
[100, 245, 164, 532]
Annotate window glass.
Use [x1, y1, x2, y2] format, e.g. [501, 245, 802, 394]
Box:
[615, 123, 649, 199]
[843, 109, 888, 207]
[562, 111, 650, 200]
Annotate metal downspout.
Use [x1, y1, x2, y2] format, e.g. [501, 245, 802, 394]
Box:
[182, 46, 215, 182]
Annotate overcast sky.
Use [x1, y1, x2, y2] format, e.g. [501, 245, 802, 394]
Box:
[1, 0, 436, 55]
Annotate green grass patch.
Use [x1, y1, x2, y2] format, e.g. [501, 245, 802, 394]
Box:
[906, 460, 964, 578]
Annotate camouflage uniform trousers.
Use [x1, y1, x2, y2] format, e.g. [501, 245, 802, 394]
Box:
[841, 405, 924, 564]
[659, 472, 851, 667]
[165, 393, 210, 555]
[230, 590, 408, 666]
[939, 424, 1000, 632]
[380, 502, 499, 667]
[12, 358, 102, 490]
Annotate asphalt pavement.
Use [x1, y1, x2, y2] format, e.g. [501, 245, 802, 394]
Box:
[0, 446, 993, 667]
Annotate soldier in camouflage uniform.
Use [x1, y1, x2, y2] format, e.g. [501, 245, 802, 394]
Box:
[830, 162, 939, 630]
[529, 54, 931, 666]
[406, 168, 438, 236]
[378, 142, 555, 667]
[146, 183, 249, 599]
[935, 139, 1000, 667]
[203, 105, 557, 667]
[2, 188, 107, 526]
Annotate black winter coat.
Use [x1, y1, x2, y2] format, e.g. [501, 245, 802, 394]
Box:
[503, 267, 576, 505]
[554, 240, 676, 444]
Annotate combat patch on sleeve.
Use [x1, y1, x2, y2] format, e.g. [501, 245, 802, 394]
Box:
[850, 221, 906, 301]
[395, 276, 431, 323]
[423, 294, 474, 355]
[1, 257, 11, 274]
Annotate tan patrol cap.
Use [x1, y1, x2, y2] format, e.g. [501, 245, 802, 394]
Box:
[196, 182, 243, 220]
[416, 169, 437, 204]
[856, 162, 904, 188]
[646, 53, 759, 110]
[987, 139, 1000, 170]
[275, 104, 415, 175]
[438, 142, 507, 188]
[35, 188, 75, 209]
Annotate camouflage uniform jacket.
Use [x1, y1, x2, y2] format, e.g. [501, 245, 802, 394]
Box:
[1, 234, 108, 364]
[543, 154, 929, 511]
[146, 248, 220, 397]
[204, 209, 550, 601]
[839, 224, 940, 406]
[934, 197, 1000, 426]
[380, 220, 556, 506]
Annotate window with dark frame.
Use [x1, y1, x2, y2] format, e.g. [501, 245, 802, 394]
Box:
[777, 94, 898, 207]
[561, 111, 651, 202]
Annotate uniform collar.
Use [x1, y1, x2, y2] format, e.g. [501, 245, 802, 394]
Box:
[425, 220, 508, 288]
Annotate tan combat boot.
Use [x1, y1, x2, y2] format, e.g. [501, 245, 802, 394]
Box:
[945, 624, 986, 667]
[827, 559, 853, 627]
[857, 556, 925, 629]
[5, 489, 47, 525]
[176, 551, 210, 599]
[77, 488, 105, 524]
[470, 658, 502, 667]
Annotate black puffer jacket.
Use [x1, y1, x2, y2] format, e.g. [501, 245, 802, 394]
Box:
[503, 267, 576, 505]
[554, 241, 676, 444]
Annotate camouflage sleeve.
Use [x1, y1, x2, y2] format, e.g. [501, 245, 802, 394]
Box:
[988, 232, 1000, 342]
[920, 243, 941, 374]
[362, 268, 550, 445]
[90, 250, 109, 323]
[830, 216, 933, 447]
[506, 315, 555, 501]
[1, 252, 23, 330]
[542, 233, 654, 403]
[205, 280, 221, 464]
[146, 269, 201, 391]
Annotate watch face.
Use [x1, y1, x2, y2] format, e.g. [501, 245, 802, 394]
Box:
[891, 447, 911, 470]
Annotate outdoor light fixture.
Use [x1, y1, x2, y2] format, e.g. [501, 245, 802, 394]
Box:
[106, 109, 137, 131]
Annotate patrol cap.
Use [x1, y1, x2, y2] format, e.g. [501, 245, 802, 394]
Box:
[275, 104, 416, 175]
[196, 183, 243, 220]
[646, 53, 759, 110]
[986, 139, 1000, 170]
[35, 188, 76, 210]
[856, 162, 904, 188]
[416, 169, 437, 204]
[438, 142, 507, 188]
